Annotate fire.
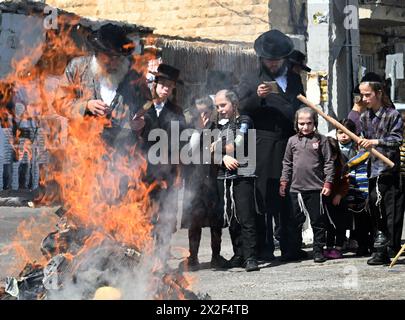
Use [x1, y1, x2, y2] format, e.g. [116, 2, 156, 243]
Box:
[1, 211, 58, 275]
[0, 9, 202, 300]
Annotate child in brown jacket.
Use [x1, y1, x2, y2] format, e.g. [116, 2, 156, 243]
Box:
[280, 107, 335, 263]
[323, 137, 349, 259]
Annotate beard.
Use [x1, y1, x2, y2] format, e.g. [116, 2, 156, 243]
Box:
[91, 55, 130, 89]
[261, 59, 288, 78]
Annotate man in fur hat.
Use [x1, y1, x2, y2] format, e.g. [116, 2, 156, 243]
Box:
[234, 29, 306, 263]
[55, 23, 151, 148]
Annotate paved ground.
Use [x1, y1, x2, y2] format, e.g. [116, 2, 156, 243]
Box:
[1, 206, 405, 300]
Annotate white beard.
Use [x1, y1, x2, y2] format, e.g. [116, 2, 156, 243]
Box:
[90, 55, 130, 89]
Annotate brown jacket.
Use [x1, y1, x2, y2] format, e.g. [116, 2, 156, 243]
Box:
[54, 55, 151, 130]
[331, 162, 349, 198]
[280, 133, 335, 192]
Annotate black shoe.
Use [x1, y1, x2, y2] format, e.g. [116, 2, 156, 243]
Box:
[179, 256, 199, 271]
[228, 255, 244, 268]
[280, 249, 308, 262]
[257, 252, 276, 262]
[313, 251, 326, 263]
[367, 252, 391, 265]
[245, 259, 260, 272]
[210, 255, 229, 269]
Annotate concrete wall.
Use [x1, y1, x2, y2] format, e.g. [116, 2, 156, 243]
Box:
[0, 13, 45, 78]
[269, 0, 307, 35]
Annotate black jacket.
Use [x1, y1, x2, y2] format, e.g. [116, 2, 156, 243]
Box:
[234, 67, 304, 137]
[141, 99, 186, 183]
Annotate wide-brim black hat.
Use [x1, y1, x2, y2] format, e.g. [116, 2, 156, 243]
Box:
[152, 64, 184, 85]
[254, 29, 294, 60]
[288, 50, 312, 72]
[360, 72, 382, 83]
[88, 23, 135, 56]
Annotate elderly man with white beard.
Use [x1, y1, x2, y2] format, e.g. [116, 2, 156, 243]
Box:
[55, 23, 152, 149]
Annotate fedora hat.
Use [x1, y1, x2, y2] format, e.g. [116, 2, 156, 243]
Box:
[360, 72, 382, 83]
[288, 50, 312, 72]
[254, 29, 294, 60]
[153, 64, 184, 85]
[88, 23, 135, 56]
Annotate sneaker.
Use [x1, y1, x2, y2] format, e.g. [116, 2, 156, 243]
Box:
[210, 255, 229, 269]
[323, 248, 343, 259]
[228, 255, 244, 268]
[179, 256, 199, 271]
[245, 259, 260, 272]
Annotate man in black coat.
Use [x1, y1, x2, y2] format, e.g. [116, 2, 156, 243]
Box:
[234, 29, 306, 261]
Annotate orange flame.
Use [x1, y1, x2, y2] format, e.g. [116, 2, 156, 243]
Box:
[0, 13, 195, 299]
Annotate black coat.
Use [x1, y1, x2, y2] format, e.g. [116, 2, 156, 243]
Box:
[140, 99, 186, 233]
[180, 116, 223, 229]
[141, 99, 186, 184]
[235, 68, 304, 135]
[233, 66, 304, 212]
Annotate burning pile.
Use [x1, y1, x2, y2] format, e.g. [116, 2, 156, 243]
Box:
[0, 116, 204, 300]
[0, 4, 208, 299]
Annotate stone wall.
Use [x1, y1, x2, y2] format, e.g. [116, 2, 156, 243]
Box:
[46, 0, 271, 42]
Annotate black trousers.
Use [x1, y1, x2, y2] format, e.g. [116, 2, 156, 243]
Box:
[218, 178, 258, 261]
[325, 198, 347, 248]
[290, 191, 327, 252]
[369, 174, 404, 251]
[188, 226, 222, 258]
[351, 209, 373, 250]
[255, 131, 288, 257]
[256, 179, 282, 255]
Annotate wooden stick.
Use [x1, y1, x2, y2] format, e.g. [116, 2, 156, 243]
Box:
[389, 243, 405, 268]
[297, 94, 395, 168]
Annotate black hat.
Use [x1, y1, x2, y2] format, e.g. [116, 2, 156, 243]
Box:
[360, 72, 382, 83]
[288, 50, 312, 72]
[88, 23, 135, 56]
[353, 84, 360, 94]
[254, 29, 294, 60]
[153, 64, 184, 85]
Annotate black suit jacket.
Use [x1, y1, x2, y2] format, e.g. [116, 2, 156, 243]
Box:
[235, 68, 304, 137]
[141, 99, 186, 183]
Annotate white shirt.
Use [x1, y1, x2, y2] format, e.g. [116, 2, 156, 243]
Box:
[100, 80, 117, 106]
[154, 101, 165, 117]
[275, 72, 288, 93]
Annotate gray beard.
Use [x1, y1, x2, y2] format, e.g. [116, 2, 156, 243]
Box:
[91, 55, 130, 89]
